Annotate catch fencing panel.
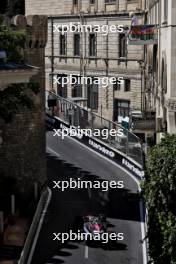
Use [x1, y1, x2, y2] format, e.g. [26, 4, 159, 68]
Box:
[46, 91, 143, 166]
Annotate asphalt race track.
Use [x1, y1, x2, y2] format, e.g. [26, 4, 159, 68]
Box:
[31, 131, 144, 264]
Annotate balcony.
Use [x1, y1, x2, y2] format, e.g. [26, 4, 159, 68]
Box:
[69, 97, 87, 108]
[131, 114, 156, 131]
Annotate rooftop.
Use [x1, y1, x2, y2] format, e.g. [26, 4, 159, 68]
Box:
[0, 62, 39, 89]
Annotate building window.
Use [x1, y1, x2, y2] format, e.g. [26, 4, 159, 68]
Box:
[161, 57, 167, 93]
[72, 76, 82, 97]
[164, 0, 168, 22]
[57, 74, 67, 98]
[105, 0, 116, 3]
[113, 80, 121, 91]
[60, 33, 66, 55]
[114, 99, 130, 123]
[124, 79, 131, 92]
[89, 33, 96, 57]
[74, 34, 80, 56]
[119, 33, 127, 58]
[73, 0, 78, 5]
[87, 78, 98, 110]
[90, 0, 95, 4]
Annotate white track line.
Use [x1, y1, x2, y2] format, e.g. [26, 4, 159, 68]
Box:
[85, 245, 89, 259]
[47, 146, 61, 158]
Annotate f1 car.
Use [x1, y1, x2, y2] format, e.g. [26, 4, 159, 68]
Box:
[82, 214, 107, 238]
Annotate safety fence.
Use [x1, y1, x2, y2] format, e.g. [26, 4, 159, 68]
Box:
[46, 91, 143, 167]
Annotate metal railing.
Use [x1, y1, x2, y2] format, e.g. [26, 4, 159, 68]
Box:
[46, 91, 143, 166]
[18, 187, 52, 264]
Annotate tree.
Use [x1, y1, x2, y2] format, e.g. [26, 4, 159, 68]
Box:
[0, 0, 24, 16]
[0, 18, 39, 123]
[7, 0, 25, 16]
[142, 134, 176, 264]
[0, 16, 25, 62]
[0, 0, 7, 14]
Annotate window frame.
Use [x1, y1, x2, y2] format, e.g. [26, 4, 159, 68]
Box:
[73, 0, 78, 6]
[119, 33, 127, 58]
[114, 99, 130, 122]
[59, 33, 67, 56]
[105, 0, 116, 4]
[163, 0, 168, 22]
[57, 74, 67, 98]
[72, 76, 82, 98]
[87, 77, 99, 110]
[124, 79, 131, 92]
[74, 33, 80, 56]
[113, 80, 121, 91]
[89, 33, 96, 57]
[90, 0, 95, 4]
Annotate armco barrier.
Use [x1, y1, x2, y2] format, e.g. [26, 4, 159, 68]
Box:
[18, 187, 52, 264]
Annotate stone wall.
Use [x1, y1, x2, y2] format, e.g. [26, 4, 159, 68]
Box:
[25, 0, 145, 122]
[26, 0, 146, 16]
[147, 0, 176, 138]
[45, 15, 143, 121]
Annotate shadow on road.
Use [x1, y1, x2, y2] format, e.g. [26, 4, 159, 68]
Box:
[32, 152, 140, 263]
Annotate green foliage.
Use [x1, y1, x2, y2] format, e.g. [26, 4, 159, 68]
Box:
[142, 134, 176, 264]
[28, 82, 40, 94]
[0, 83, 40, 123]
[6, 0, 25, 16]
[0, 18, 40, 123]
[0, 17, 26, 63]
[0, 0, 8, 14]
[0, 0, 25, 16]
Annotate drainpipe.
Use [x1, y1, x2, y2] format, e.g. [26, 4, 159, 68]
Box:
[51, 17, 54, 90]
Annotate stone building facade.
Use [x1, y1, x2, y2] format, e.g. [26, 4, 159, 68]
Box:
[26, 0, 146, 123]
[0, 15, 47, 198]
[146, 0, 176, 142]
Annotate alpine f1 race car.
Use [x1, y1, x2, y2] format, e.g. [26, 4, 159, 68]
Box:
[82, 214, 107, 239]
